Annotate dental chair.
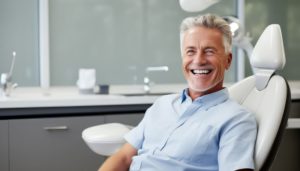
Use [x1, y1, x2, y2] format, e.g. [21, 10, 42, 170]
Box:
[82, 24, 290, 171]
[228, 24, 290, 170]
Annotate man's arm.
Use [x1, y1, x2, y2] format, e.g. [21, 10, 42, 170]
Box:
[98, 143, 137, 171]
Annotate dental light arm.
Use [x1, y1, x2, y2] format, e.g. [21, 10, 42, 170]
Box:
[223, 16, 255, 74]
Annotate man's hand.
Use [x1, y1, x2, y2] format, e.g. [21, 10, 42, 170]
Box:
[98, 143, 137, 171]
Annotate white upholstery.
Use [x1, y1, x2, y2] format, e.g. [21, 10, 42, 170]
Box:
[229, 24, 290, 171]
[229, 75, 288, 170]
[250, 24, 286, 91]
[251, 25, 285, 70]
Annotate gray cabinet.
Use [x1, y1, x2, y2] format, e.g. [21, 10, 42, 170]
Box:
[9, 116, 105, 171]
[0, 120, 9, 171]
[6, 113, 145, 171]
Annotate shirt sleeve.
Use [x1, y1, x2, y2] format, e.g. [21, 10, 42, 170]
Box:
[218, 110, 257, 171]
[124, 106, 152, 150]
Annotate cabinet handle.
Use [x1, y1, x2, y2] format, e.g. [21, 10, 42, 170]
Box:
[43, 126, 69, 131]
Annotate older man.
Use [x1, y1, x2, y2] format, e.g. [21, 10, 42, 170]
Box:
[99, 13, 257, 171]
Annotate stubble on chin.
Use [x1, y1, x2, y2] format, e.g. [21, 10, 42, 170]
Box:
[187, 78, 223, 97]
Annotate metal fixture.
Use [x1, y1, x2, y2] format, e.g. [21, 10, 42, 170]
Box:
[1, 51, 18, 97]
[143, 66, 169, 94]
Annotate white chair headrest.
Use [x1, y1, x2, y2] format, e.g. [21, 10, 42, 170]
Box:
[250, 24, 286, 91]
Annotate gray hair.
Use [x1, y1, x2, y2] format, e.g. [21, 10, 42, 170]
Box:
[180, 13, 232, 56]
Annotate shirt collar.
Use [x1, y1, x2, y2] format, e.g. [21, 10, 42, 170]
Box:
[181, 88, 229, 110]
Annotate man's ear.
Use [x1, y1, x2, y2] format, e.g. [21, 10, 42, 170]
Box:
[225, 53, 232, 70]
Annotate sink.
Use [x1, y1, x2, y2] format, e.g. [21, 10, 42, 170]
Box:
[120, 92, 175, 97]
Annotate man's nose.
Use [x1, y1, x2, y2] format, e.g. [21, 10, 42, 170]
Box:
[194, 53, 207, 65]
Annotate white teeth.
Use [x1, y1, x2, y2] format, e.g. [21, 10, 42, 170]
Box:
[192, 69, 210, 74]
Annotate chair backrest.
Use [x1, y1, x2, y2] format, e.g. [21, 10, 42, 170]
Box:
[228, 24, 291, 171]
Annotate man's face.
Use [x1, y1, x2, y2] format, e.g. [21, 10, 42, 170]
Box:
[182, 26, 232, 99]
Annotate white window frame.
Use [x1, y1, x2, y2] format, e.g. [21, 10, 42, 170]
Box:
[39, 0, 50, 88]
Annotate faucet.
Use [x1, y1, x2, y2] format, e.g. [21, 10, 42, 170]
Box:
[143, 66, 169, 94]
[1, 52, 18, 97]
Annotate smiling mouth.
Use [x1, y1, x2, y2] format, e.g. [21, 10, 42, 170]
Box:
[191, 69, 212, 75]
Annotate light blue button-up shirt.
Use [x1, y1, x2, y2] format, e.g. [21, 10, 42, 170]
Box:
[125, 88, 257, 171]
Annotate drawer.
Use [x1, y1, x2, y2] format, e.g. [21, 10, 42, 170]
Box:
[9, 116, 105, 171]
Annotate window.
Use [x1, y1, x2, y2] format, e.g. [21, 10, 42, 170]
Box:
[0, 0, 39, 86]
[48, 0, 236, 86]
[245, 0, 300, 80]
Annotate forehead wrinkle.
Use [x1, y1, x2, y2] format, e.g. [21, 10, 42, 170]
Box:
[183, 33, 202, 51]
[187, 26, 225, 52]
[185, 39, 215, 53]
[184, 29, 219, 52]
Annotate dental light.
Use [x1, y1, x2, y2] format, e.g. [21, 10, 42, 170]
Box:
[179, 0, 221, 12]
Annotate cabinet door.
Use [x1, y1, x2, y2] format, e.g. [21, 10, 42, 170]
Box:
[9, 116, 105, 171]
[104, 113, 144, 126]
[0, 120, 9, 171]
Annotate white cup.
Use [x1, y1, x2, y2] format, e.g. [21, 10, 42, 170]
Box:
[76, 68, 96, 94]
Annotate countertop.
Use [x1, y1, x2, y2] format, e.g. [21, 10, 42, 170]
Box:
[1, 81, 300, 109]
[1, 82, 300, 129]
[0, 84, 186, 108]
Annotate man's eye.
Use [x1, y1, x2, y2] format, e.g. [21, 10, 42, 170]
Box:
[205, 49, 214, 55]
[186, 50, 195, 56]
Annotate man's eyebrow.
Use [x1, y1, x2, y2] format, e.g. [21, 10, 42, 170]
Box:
[203, 46, 217, 51]
[185, 46, 196, 50]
